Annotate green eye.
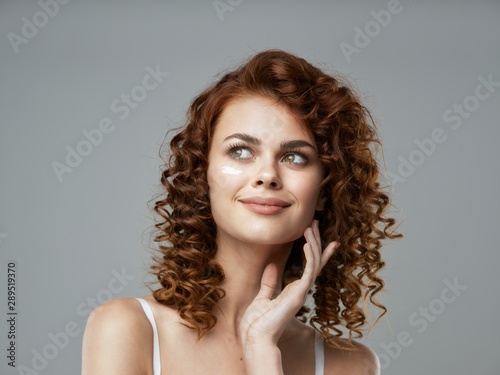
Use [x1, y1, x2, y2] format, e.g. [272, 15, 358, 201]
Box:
[229, 147, 252, 159]
[282, 152, 307, 165]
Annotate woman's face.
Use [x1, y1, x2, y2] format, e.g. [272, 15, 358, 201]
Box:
[207, 96, 325, 246]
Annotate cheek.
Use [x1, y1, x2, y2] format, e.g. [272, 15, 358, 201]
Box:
[290, 178, 322, 207]
[220, 165, 243, 175]
[207, 169, 227, 200]
[207, 165, 246, 200]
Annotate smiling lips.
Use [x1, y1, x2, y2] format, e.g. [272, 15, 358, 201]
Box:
[238, 197, 291, 215]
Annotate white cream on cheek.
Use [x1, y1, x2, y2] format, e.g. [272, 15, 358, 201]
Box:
[220, 165, 243, 175]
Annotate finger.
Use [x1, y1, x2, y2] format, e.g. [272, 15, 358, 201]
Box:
[311, 220, 323, 266]
[309, 221, 339, 273]
[307, 220, 321, 255]
[299, 241, 316, 289]
[312, 220, 321, 247]
[304, 226, 320, 274]
[256, 263, 278, 300]
[320, 241, 339, 270]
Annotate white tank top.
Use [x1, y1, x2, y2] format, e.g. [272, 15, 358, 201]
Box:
[135, 297, 325, 375]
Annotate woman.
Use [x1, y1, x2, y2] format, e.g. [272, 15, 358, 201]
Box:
[82, 49, 402, 374]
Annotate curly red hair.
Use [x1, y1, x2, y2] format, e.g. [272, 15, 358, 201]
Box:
[149, 49, 402, 346]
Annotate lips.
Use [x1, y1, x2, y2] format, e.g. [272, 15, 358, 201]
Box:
[238, 196, 291, 214]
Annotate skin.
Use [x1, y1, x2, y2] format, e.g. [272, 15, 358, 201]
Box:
[207, 96, 336, 373]
[81, 96, 381, 375]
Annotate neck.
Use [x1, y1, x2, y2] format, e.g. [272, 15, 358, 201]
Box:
[213, 234, 293, 336]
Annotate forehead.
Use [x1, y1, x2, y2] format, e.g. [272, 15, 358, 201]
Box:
[213, 96, 313, 143]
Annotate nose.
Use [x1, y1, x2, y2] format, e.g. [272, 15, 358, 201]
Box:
[252, 156, 282, 189]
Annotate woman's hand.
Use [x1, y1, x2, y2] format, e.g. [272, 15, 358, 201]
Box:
[239, 220, 338, 373]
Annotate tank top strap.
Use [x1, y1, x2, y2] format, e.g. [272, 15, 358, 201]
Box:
[135, 298, 161, 375]
[314, 330, 325, 375]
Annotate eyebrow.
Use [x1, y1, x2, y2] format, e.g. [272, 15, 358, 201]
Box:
[280, 139, 317, 151]
[223, 133, 317, 151]
[224, 133, 260, 145]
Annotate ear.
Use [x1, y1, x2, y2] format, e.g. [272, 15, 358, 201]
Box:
[315, 190, 327, 211]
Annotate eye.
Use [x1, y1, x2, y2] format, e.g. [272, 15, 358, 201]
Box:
[228, 146, 253, 160]
[281, 152, 308, 165]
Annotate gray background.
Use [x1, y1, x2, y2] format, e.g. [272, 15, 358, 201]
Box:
[1, 1, 499, 374]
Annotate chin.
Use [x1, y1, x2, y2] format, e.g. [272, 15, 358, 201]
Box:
[238, 226, 304, 247]
[213, 211, 313, 247]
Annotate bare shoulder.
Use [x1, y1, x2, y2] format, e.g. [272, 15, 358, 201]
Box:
[324, 336, 380, 375]
[81, 297, 154, 375]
